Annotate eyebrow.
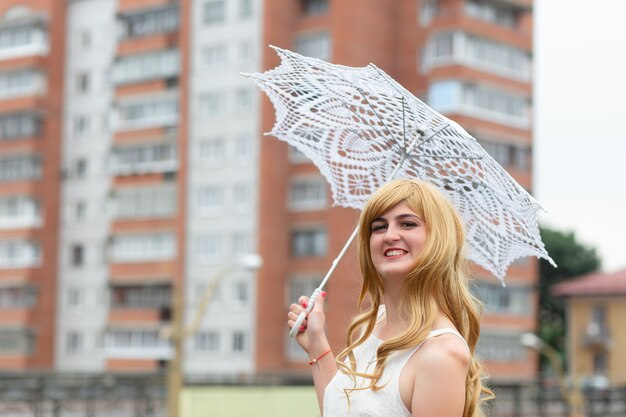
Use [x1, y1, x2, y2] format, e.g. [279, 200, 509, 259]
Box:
[371, 213, 422, 223]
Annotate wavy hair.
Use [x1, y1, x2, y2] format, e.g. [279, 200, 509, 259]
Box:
[335, 179, 493, 417]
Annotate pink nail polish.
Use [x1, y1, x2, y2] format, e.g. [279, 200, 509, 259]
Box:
[321, 291, 327, 298]
[299, 325, 305, 332]
[301, 302, 308, 308]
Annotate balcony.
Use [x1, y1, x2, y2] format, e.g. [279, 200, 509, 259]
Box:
[109, 142, 178, 176]
[0, 20, 48, 61]
[117, 4, 179, 40]
[112, 49, 179, 86]
[104, 328, 172, 360]
[583, 323, 611, 348]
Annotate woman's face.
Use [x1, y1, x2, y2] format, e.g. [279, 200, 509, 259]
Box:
[369, 201, 427, 282]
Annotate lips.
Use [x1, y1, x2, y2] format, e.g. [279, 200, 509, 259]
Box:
[384, 248, 408, 257]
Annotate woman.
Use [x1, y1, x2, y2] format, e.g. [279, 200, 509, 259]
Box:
[287, 179, 493, 417]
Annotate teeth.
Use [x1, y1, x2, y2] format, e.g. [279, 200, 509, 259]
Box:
[385, 250, 406, 257]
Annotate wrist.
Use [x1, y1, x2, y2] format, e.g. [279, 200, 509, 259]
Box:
[307, 340, 331, 360]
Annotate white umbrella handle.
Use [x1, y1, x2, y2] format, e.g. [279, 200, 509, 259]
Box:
[289, 226, 359, 338]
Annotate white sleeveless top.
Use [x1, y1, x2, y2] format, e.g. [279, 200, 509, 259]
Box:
[323, 311, 467, 417]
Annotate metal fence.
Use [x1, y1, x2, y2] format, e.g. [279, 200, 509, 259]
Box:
[0, 373, 165, 417]
[0, 374, 625, 417]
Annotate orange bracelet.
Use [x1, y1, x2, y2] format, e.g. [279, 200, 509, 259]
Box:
[308, 348, 332, 365]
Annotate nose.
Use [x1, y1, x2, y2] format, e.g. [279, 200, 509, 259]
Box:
[383, 224, 401, 242]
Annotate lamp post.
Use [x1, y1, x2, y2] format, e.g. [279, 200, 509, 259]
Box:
[163, 254, 262, 417]
[520, 332, 586, 417]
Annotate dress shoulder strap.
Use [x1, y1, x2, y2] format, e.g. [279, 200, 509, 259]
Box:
[423, 328, 468, 347]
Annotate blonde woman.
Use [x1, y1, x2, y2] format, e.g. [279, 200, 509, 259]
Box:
[287, 179, 492, 417]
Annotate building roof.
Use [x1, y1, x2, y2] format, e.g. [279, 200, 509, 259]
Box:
[552, 268, 626, 297]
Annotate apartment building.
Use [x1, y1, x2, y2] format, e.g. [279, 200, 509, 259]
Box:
[55, 0, 263, 376]
[0, 0, 538, 384]
[0, 1, 65, 370]
[256, 0, 539, 383]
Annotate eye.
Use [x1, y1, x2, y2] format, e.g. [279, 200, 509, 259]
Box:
[401, 221, 418, 228]
[371, 223, 387, 233]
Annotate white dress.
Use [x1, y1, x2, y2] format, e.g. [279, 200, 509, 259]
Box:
[323, 312, 467, 417]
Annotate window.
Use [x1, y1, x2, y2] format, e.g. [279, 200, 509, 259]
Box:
[113, 185, 177, 219]
[289, 177, 327, 210]
[427, 80, 529, 126]
[302, 0, 329, 14]
[74, 115, 90, 135]
[0, 69, 41, 98]
[476, 139, 530, 170]
[593, 352, 607, 373]
[112, 49, 180, 85]
[199, 92, 226, 118]
[0, 113, 41, 140]
[111, 143, 178, 175]
[0, 240, 40, 268]
[231, 331, 246, 353]
[66, 331, 83, 353]
[119, 5, 180, 39]
[195, 234, 222, 261]
[75, 158, 88, 178]
[232, 281, 248, 303]
[295, 31, 331, 61]
[116, 94, 179, 130]
[67, 288, 82, 307]
[234, 135, 252, 159]
[477, 333, 525, 361]
[423, 32, 530, 80]
[75, 72, 90, 93]
[71, 244, 84, 267]
[202, 43, 227, 70]
[110, 285, 171, 309]
[106, 329, 168, 350]
[199, 139, 226, 163]
[232, 232, 251, 254]
[109, 233, 176, 262]
[291, 228, 327, 257]
[420, 0, 438, 26]
[0, 155, 41, 182]
[204, 0, 226, 24]
[472, 281, 530, 315]
[195, 331, 220, 352]
[235, 88, 253, 112]
[0, 23, 46, 56]
[233, 184, 251, 209]
[197, 185, 224, 212]
[74, 201, 87, 221]
[0, 329, 34, 353]
[76, 30, 91, 50]
[237, 40, 253, 66]
[239, 0, 253, 17]
[464, 0, 519, 28]
[0, 286, 37, 308]
[0, 197, 40, 228]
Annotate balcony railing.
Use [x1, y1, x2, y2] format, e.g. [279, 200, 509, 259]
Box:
[583, 323, 611, 348]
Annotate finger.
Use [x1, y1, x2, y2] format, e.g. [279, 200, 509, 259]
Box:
[289, 303, 303, 314]
[311, 290, 327, 313]
[298, 296, 310, 308]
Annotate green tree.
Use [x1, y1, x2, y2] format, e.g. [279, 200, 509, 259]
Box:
[538, 225, 601, 370]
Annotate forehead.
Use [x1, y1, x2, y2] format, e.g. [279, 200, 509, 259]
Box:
[373, 201, 420, 220]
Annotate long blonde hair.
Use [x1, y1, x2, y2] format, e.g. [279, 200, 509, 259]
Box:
[335, 179, 493, 417]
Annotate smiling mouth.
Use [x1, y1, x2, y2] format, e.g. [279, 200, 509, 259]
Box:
[384, 249, 408, 257]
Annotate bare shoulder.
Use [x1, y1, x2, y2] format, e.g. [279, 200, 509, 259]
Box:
[412, 333, 471, 373]
[405, 334, 471, 416]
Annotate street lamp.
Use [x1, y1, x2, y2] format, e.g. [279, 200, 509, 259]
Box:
[163, 254, 263, 417]
[520, 332, 586, 417]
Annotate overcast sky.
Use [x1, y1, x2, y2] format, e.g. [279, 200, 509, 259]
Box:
[534, 0, 626, 272]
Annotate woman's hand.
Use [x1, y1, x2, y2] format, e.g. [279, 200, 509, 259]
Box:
[287, 291, 328, 354]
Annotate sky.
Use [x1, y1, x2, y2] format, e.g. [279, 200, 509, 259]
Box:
[534, 0, 626, 273]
